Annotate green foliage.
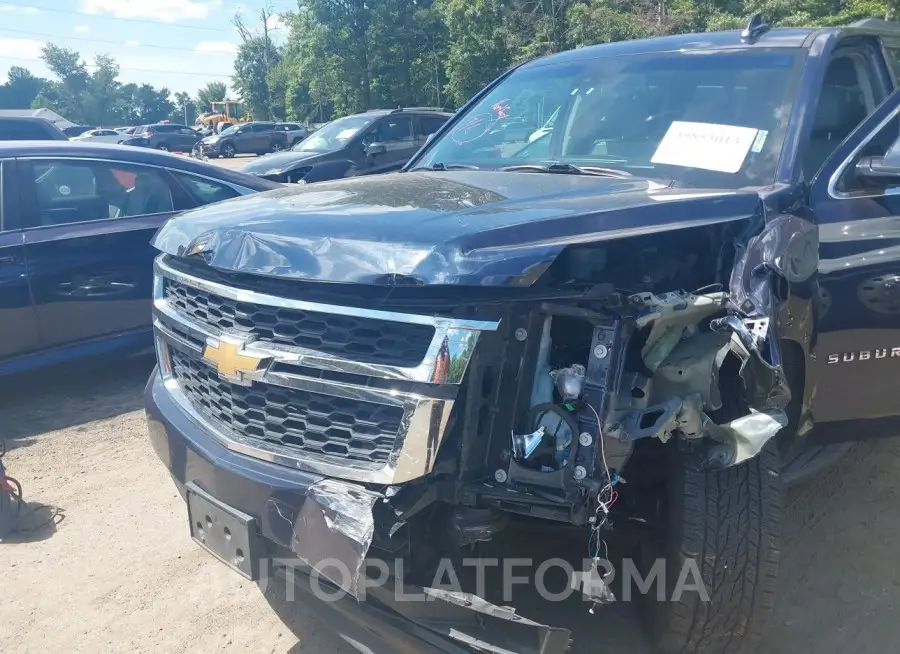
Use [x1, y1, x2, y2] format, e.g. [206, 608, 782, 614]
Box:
[3, 1, 895, 127]
[196, 81, 228, 115]
[266, 0, 891, 123]
[0, 67, 46, 110]
[9, 45, 175, 126]
[232, 36, 282, 121]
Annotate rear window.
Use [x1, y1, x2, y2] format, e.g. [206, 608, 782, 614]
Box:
[420, 116, 448, 135]
[0, 119, 56, 140]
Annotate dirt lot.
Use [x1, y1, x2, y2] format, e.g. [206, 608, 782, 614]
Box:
[2, 358, 900, 653]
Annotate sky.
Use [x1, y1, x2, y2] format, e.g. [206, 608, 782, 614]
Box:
[0, 0, 294, 100]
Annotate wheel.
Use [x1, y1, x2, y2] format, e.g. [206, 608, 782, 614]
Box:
[222, 143, 235, 158]
[639, 440, 782, 654]
[271, 141, 283, 153]
[157, 143, 169, 151]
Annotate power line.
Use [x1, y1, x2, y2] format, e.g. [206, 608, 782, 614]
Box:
[0, 1, 234, 33]
[0, 55, 231, 78]
[0, 26, 238, 54]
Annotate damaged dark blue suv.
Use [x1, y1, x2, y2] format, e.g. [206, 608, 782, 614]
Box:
[145, 17, 900, 654]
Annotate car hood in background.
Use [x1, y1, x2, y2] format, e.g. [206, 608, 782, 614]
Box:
[241, 150, 328, 174]
[152, 171, 762, 287]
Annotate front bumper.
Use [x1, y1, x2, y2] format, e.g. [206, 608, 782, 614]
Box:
[193, 142, 221, 156]
[145, 369, 570, 654]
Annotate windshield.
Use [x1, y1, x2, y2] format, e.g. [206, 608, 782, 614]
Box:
[218, 124, 238, 136]
[293, 114, 377, 152]
[418, 49, 803, 188]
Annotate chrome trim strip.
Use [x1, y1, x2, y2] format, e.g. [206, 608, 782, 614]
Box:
[154, 296, 480, 385]
[155, 256, 499, 332]
[154, 256, 496, 385]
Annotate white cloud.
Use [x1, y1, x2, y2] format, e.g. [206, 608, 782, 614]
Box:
[266, 13, 285, 31]
[0, 4, 40, 14]
[0, 38, 44, 61]
[74, 25, 91, 33]
[124, 40, 141, 47]
[194, 41, 237, 55]
[80, 0, 222, 23]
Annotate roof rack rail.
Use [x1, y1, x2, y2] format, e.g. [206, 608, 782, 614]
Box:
[390, 106, 445, 113]
[849, 18, 900, 31]
[741, 13, 770, 44]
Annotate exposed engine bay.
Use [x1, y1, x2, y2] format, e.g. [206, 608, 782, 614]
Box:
[360, 216, 806, 583]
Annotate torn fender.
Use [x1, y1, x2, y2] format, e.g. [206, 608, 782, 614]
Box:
[702, 214, 817, 467]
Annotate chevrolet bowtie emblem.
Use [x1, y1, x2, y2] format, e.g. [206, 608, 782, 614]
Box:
[202, 336, 270, 384]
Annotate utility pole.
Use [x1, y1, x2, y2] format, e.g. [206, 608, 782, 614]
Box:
[261, 6, 271, 120]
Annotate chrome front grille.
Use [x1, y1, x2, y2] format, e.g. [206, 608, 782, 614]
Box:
[170, 349, 403, 463]
[163, 277, 435, 367]
[152, 255, 500, 484]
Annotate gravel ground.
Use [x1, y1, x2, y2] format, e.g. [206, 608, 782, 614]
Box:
[2, 358, 899, 653]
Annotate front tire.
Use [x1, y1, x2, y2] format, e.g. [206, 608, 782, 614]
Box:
[222, 143, 235, 158]
[271, 141, 283, 153]
[641, 442, 782, 654]
[157, 143, 169, 151]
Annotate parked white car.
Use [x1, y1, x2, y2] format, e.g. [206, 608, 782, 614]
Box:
[70, 129, 124, 144]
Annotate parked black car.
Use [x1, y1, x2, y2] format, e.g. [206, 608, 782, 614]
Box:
[193, 121, 289, 158]
[146, 17, 900, 654]
[121, 124, 202, 152]
[0, 141, 278, 376]
[0, 117, 69, 141]
[240, 108, 452, 183]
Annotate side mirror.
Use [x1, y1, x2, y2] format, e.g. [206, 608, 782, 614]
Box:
[856, 136, 900, 180]
[366, 143, 387, 158]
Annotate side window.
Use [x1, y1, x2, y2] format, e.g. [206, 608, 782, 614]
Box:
[420, 117, 446, 136]
[804, 56, 877, 177]
[172, 173, 241, 205]
[26, 159, 175, 227]
[0, 120, 54, 140]
[835, 110, 900, 195]
[883, 46, 900, 85]
[372, 117, 414, 144]
[252, 124, 273, 133]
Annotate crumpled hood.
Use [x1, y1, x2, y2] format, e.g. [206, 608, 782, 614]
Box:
[152, 170, 762, 286]
[241, 150, 325, 174]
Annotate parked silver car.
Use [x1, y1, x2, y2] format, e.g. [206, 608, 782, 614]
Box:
[274, 122, 311, 147]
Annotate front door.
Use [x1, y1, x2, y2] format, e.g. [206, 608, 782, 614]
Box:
[0, 158, 40, 362]
[363, 115, 418, 174]
[809, 87, 900, 438]
[18, 157, 188, 350]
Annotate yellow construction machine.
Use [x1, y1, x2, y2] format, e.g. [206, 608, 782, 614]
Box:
[197, 101, 251, 131]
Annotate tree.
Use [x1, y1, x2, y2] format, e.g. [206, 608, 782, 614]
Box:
[37, 44, 89, 122]
[196, 81, 227, 114]
[439, 0, 510, 107]
[173, 91, 196, 124]
[84, 54, 122, 127]
[0, 67, 46, 109]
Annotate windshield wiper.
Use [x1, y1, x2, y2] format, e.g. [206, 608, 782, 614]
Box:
[498, 163, 632, 179]
[409, 162, 481, 171]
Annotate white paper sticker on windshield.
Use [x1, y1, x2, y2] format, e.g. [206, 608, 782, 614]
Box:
[651, 121, 760, 174]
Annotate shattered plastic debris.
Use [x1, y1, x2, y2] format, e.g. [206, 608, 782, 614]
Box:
[704, 409, 788, 467]
[290, 478, 379, 598]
